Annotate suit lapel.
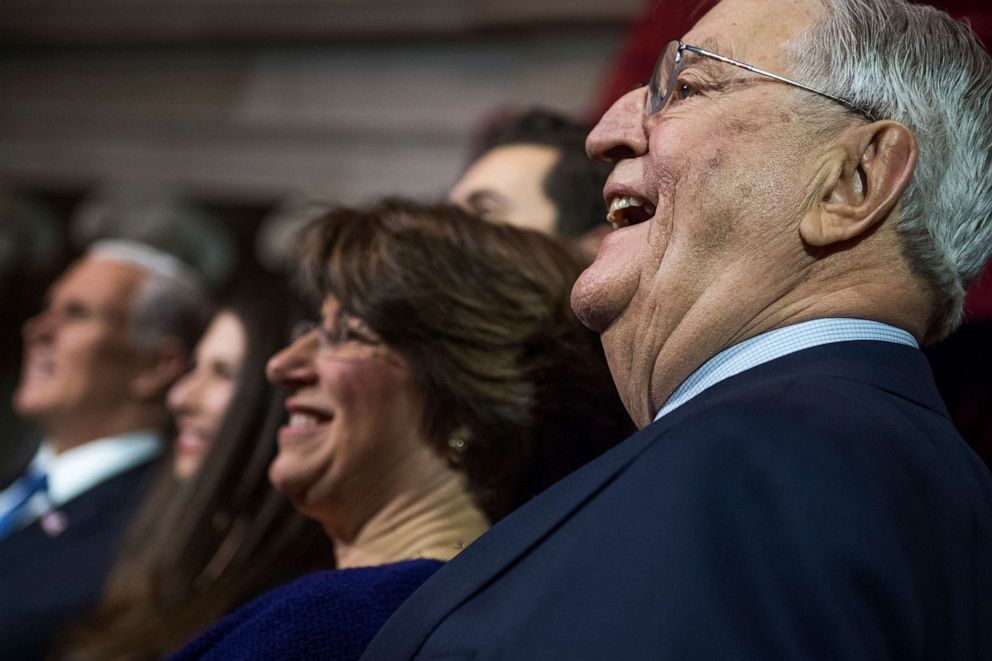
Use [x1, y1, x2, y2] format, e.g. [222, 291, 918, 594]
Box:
[0, 460, 154, 561]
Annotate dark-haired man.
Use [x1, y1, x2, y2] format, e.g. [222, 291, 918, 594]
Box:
[450, 108, 611, 256]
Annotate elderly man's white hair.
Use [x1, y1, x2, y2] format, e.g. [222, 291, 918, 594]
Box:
[87, 239, 211, 351]
[788, 0, 992, 342]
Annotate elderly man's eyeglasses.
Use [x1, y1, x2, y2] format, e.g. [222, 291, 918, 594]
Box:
[647, 40, 878, 123]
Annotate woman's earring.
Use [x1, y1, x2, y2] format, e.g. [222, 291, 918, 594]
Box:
[447, 435, 468, 464]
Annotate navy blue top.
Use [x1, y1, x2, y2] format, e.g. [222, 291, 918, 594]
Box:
[171, 558, 443, 661]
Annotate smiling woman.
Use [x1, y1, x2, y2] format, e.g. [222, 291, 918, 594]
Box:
[267, 298, 443, 561]
[170, 199, 633, 660]
[284, 199, 631, 531]
[168, 310, 247, 479]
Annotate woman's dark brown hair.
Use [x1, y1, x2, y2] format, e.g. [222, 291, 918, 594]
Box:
[299, 199, 633, 522]
[54, 274, 334, 660]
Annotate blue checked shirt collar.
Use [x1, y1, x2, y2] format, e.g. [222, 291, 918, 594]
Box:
[654, 318, 918, 422]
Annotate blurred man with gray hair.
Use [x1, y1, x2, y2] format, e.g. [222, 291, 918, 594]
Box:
[364, 0, 992, 658]
[0, 240, 209, 658]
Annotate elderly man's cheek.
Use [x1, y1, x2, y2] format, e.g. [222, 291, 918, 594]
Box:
[571, 230, 648, 333]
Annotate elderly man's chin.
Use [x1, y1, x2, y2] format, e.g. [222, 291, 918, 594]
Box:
[571, 244, 642, 335]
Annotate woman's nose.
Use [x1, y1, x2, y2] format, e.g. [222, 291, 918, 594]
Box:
[167, 370, 200, 416]
[267, 330, 319, 389]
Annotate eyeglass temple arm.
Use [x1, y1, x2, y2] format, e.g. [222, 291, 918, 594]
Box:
[681, 44, 874, 121]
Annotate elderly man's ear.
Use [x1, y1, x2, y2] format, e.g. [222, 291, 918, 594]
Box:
[130, 336, 189, 402]
[800, 120, 918, 247]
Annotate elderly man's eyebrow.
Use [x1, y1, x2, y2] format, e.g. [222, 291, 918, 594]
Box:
[697, 37, 734, 55]
[680, 50, 723, 76]
[682, 38, 747, 77]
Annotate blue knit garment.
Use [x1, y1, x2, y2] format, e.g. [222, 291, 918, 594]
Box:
[170, 558, 443, 660]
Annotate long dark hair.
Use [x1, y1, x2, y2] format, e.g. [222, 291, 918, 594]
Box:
[54, 273, 334, 660]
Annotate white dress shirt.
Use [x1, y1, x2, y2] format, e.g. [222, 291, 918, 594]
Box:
[0, 430, 160, 537]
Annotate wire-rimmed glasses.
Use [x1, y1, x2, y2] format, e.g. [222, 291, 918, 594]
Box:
[647, 40, 878, 123]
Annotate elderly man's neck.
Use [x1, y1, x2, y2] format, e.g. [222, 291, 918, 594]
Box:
[43, 406, 167, 454]
[612, 262, 931, 428]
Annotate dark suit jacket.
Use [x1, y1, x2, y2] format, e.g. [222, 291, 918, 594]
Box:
[363, 341, 992, 660]
[0, 459, 156, 660]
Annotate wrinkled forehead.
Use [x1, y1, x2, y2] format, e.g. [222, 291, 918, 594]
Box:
[683, 0, 821, 73]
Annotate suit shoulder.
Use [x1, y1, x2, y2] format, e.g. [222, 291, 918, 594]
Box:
[632, 372, 991, 528]
[656, 371, 952, 463]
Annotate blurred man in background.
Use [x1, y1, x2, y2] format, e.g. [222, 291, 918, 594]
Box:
[0, 240, 209, 659]
[450, 108, 612, 257]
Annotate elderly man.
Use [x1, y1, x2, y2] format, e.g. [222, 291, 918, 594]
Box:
[0, 240, 208, 658]
[363, 0, 992, 658]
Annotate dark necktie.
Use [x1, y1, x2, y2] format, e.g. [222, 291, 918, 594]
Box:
[0, 471, 49, 538]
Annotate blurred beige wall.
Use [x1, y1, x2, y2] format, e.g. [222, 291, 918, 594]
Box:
[0, 0, 642, 205]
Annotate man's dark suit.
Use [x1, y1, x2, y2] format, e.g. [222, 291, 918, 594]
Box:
[363, 341, 992, 660]
[0, 460, 156, 660]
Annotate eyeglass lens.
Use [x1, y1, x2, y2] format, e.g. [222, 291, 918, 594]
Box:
[648, 41, 682, 116]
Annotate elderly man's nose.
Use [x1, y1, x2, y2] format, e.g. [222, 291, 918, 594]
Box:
[587, 88, 649, 164]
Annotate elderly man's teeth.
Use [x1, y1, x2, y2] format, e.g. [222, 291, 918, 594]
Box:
[607, 195, 648, 228]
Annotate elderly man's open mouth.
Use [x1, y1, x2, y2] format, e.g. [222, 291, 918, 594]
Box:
[606, 193, 656, 229]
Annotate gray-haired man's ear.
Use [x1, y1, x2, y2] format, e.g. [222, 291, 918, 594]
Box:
[130, 336, 189, 402]
[800, 120, 918, 247]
